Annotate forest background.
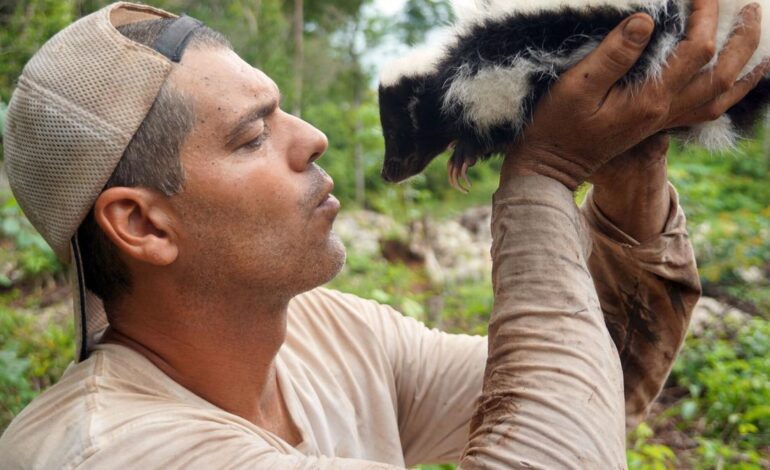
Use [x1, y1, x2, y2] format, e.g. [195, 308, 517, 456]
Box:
[0, 0, 769, 468]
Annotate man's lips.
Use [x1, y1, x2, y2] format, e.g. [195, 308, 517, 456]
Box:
[317, 193, 341, 212]
[315, 179, 340, 212]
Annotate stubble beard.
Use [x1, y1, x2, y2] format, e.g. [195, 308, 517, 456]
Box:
[177, 166, 347, 307]
[189, 215, 347, 305]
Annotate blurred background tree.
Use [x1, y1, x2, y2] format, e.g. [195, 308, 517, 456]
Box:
[1, 1, 769, 467]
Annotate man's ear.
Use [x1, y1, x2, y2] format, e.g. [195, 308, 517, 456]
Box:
[93, 187, 179, 266]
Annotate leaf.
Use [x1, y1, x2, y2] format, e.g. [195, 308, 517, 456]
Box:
[743, 405, 770, 422]
[738, 423, 758, 435]
[400, 297, 424, 319]
[1, 218, 20, 236]
[681, 400, 699, 421]
[370, 289, 390, 303]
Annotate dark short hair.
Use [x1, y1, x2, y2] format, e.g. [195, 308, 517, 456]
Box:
[77, 19, 231, 310]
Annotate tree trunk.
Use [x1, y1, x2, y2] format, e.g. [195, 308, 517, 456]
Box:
[242, 0, 260, 35]
[349, 16, 365, 206]
[292, 0, 303, 117]
[764, 110, 770, 170]
[354, 90, 365, 206]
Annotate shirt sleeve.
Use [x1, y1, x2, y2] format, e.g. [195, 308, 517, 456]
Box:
[343, 293, 487, 466]
[580, 184, 701, 428]
[459, 175, 628, 469]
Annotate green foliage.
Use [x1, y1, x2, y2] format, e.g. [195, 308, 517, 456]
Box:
[692, 437, 767, 469]
[0, 348, 35, 426]
[627, 423, 678, 470]
[0, 0, 76, 103]
[328, 251, 431, 317]
[0, 195, 61, 284]
[668, 138, 770, 313]
[0, 303, 74, 431]
[671, 317, 770, 466]
[0, 101, 6, 135]
[398, 0, 454, 46]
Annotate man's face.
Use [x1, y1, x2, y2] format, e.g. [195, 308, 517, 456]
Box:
[166, 47, 345, 301]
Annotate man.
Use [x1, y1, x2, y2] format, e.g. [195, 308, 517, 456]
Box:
[0, 1, 765, 468]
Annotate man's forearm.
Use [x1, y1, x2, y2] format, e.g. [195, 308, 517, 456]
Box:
[590, 135, 671, 244]
[582, 183, 702, 427]
[460, 175, 626, 469]
[584, 135, 701, 425]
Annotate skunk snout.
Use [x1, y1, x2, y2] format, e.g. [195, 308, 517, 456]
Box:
[381, 157, 409, 183]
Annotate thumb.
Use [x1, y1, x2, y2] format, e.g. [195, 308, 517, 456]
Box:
[567, 13, 654, 98]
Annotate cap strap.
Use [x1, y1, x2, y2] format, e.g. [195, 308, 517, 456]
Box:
[71, 236, 89, 362]
[152, 15, 204, 63]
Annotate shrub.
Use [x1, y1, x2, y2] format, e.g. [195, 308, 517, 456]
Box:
[671, 317, 770, 465]
[0, 303, 74, 432]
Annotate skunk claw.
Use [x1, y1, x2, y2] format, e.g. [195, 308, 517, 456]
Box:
[460, 161, 472, 191]
[448, 141, 481, 194]
[447, 159, 468, 194]
[447, 160, 455, 191]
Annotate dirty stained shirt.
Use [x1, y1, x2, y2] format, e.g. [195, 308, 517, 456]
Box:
[0, 176, 700, 469]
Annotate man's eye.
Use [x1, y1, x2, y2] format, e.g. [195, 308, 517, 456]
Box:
[243, 124, 270, 151]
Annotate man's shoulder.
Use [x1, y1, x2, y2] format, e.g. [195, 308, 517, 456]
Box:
[0, 357, 97, 468]
[0, 344, 258, 469]
[0, 346, 149, 467]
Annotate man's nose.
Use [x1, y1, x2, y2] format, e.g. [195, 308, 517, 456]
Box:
[288, 115, 329, 172]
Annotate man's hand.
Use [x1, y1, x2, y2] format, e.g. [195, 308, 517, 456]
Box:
[501, 0, 769, 191]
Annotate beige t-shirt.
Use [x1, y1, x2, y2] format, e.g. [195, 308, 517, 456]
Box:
[2, 288, 486, 469]
[0, 176, 701, 469]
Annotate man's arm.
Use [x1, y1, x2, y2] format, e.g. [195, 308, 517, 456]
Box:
[585, 135, 702, 427]
[584, 183, 702, 427]
[459, 174, 627, 467]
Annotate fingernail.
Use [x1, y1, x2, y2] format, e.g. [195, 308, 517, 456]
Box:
[624, 17, 653, 45]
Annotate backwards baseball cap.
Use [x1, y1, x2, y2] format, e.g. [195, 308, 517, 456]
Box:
[3, 2, 204, 362]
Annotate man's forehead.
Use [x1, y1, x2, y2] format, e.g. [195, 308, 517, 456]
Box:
[171, 47, 279, 115]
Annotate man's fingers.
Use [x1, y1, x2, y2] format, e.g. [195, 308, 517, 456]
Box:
[661, 0, 720, 89]
[668, 59, 770, 128]
[670, 3, 762, 116]
[564, 13, 654, 100]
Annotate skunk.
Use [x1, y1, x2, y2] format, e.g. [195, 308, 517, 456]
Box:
[378, 0, 770, 190]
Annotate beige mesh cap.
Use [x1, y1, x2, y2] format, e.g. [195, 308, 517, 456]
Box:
[3, 2, 204, 361]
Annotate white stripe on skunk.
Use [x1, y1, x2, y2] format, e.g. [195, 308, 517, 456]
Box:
[378, 0, 770, 185]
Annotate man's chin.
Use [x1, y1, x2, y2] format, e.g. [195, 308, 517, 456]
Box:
[295, 233, 346, 294]
[323, 232, 347, 282]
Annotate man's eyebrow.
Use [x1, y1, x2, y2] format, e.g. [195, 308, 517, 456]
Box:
[225, 97, 279, 147]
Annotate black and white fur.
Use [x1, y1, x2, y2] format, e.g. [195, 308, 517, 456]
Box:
[378, 0, 770, 187]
